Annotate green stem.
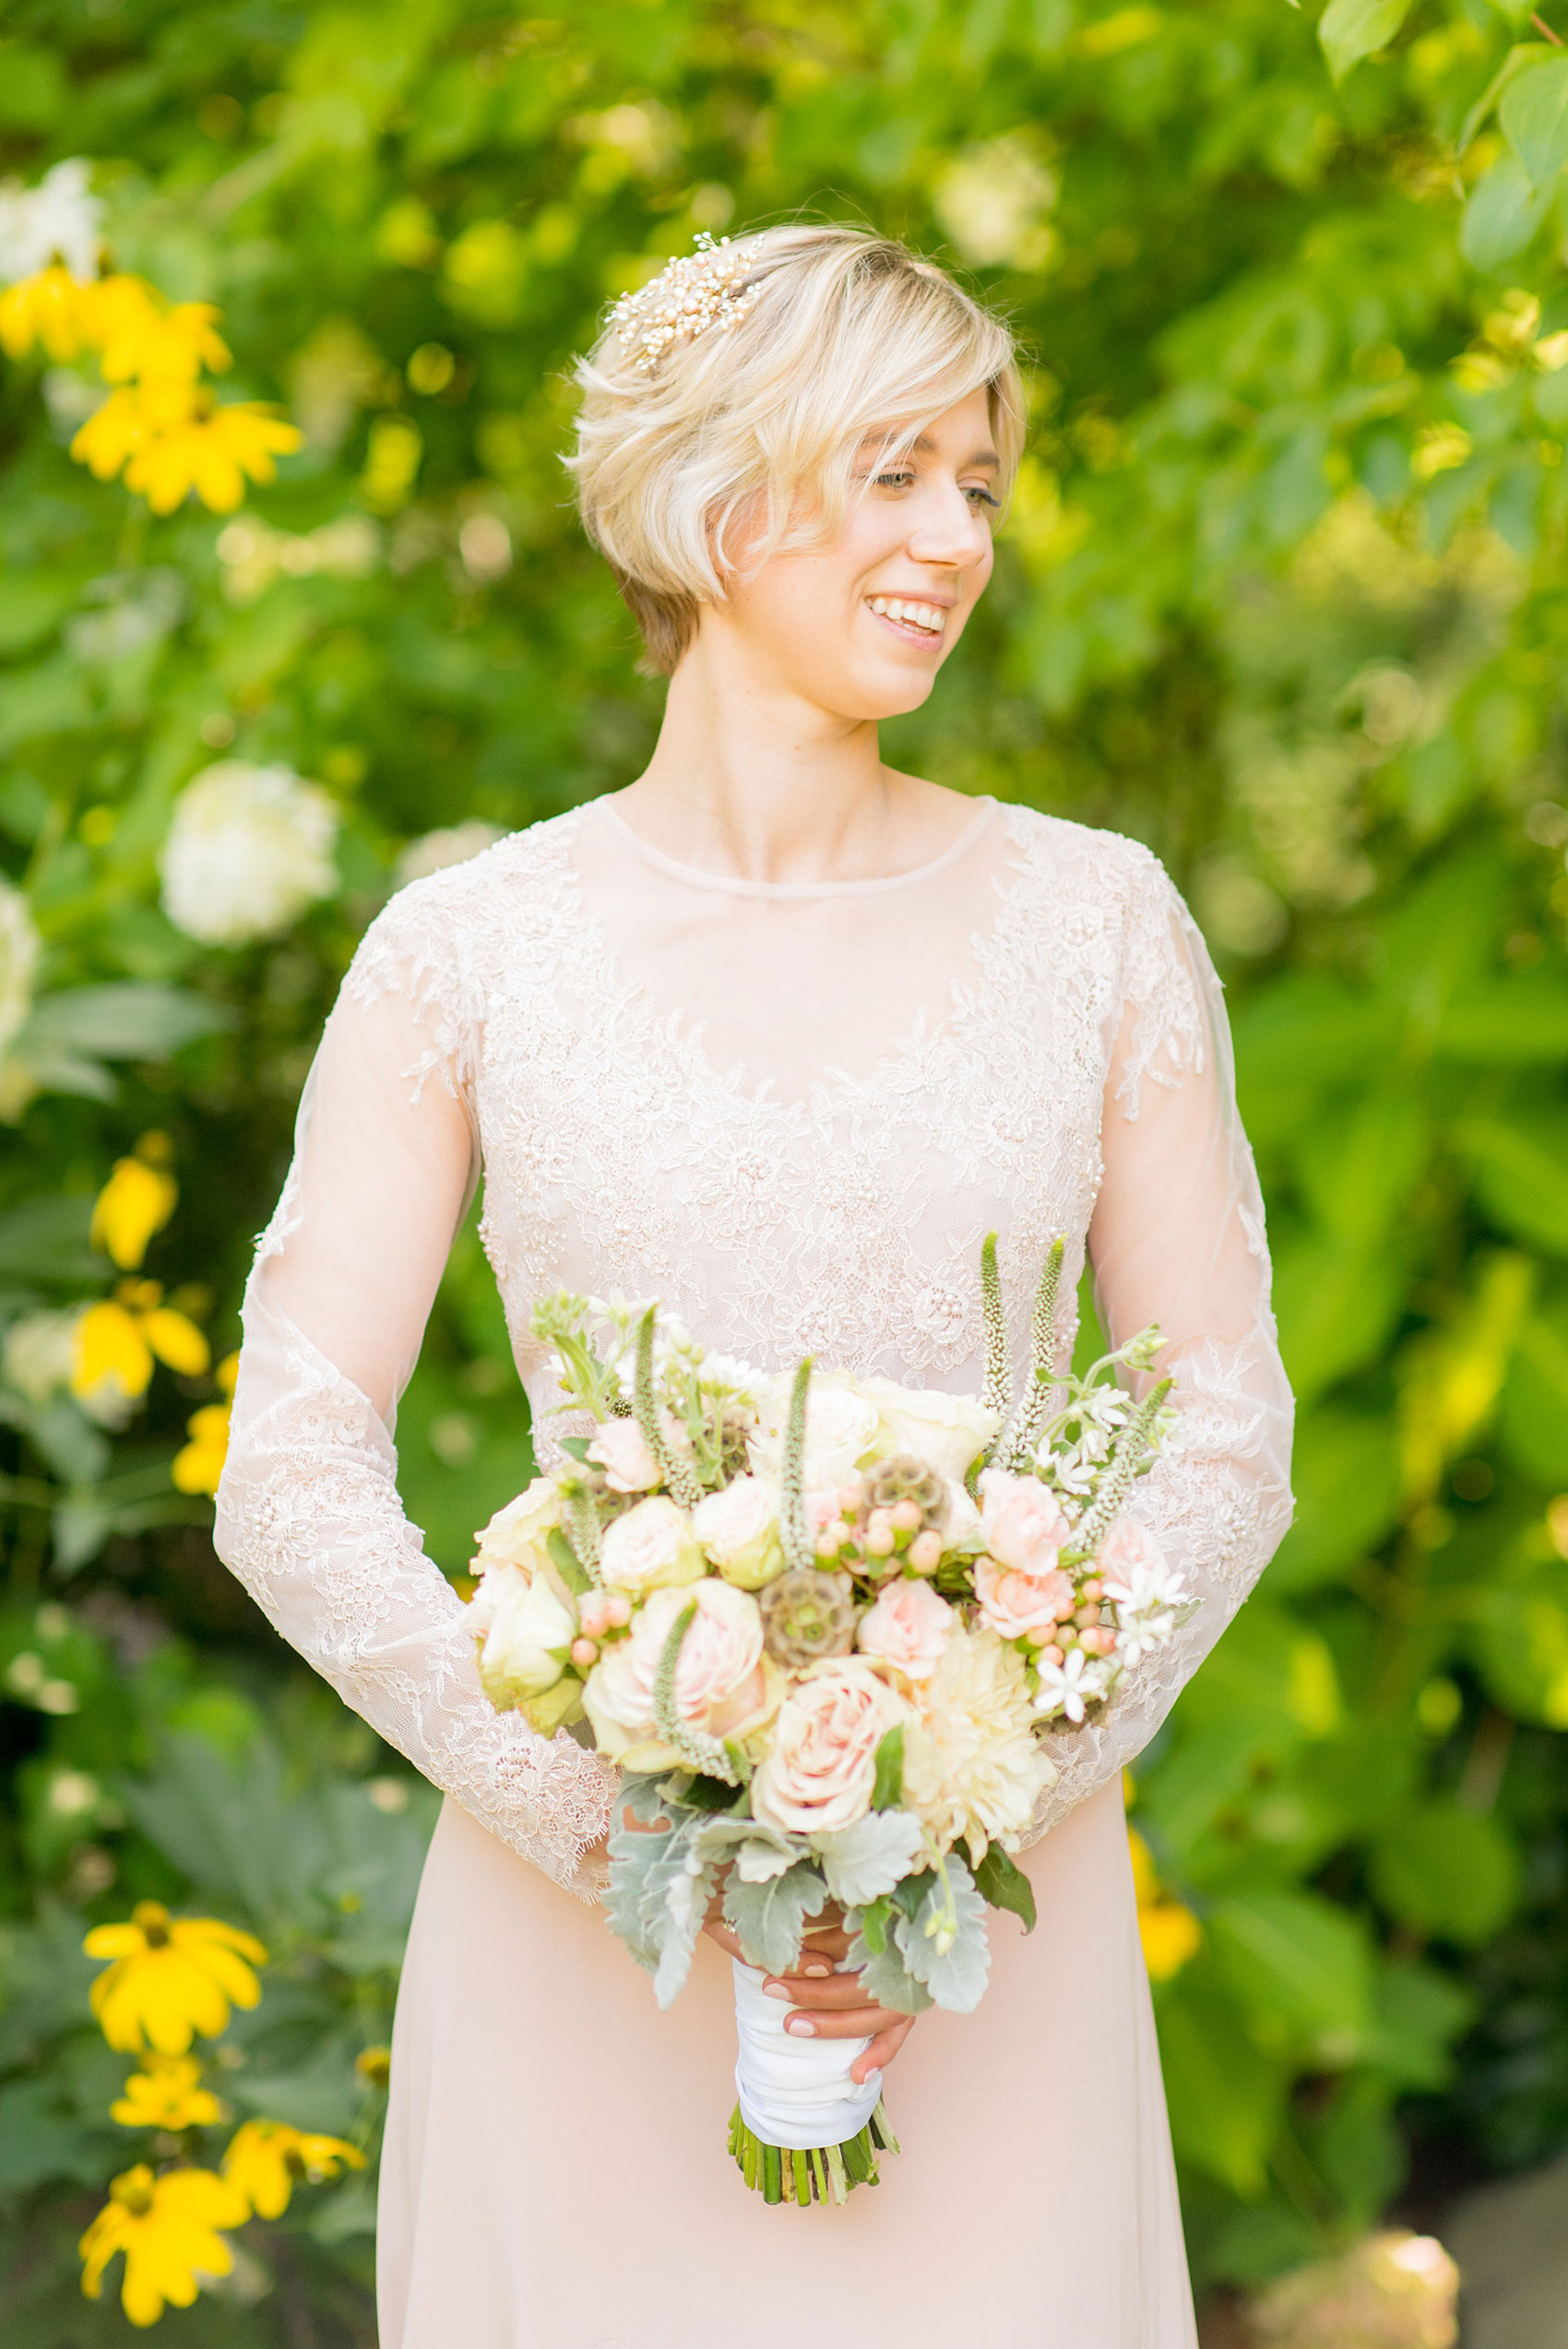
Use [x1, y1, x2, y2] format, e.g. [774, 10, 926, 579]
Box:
[999, 1235, 1066, 1469]
[979, 1231, 1012, 1430]
[634, 1304, 703, 1507]
[653, 1599, 746, 1783]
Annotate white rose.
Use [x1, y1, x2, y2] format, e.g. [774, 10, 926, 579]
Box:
[587, 1418, 662, 1494]
[599, 1494, 704, 1596]
[160, 761, 339, 947]
[471, 1476, 560, 1575]
[941, 1476, 984, 1553]
[860, 1376, 1000, 1484]
[471, 1561, 576, 1705]
[746, 1370, 880, 1493]
[691, 1474, 785, 1590]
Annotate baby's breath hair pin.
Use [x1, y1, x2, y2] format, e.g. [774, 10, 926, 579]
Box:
[609, 233, 761, 375]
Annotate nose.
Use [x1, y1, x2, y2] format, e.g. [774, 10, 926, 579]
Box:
[905, 478, 990, 571]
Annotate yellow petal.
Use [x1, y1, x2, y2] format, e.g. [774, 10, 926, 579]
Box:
[142, 1307, 210, 1377]
[89, 1157, 177, 1270]
[72, 1303, 153, 1404]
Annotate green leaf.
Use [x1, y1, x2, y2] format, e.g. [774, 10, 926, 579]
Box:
[1156, 1982, 1287, 2197]
[0, 1194, 97, 1282]
[1500, 1309, 1568, 1484]
[871, 1722, 904, 1810]
[722, 1858, 828, 1974]
[20, 984, 232, 1059]
[1436, 972, 1568, 1064]
[1369, 1804, 1522, 1945]
[546, 1526, 592, 1595]
[973, 1843, 1038, 1933]
[1460, 1112, 1568, 1257]
[558, 1435, 590, 1461]
[1266, 1407, 1400, 1591]
[1460, 151, 1553, 269]
[1206, 1890, 1376, 2068]
[1501, 52, 1568, 186]
[1318, 0, 1414, 86]
[1459, 42, 1553, 155]
[1365, 1960, 1477, 2090]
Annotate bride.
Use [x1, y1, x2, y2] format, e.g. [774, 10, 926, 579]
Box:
[216, 225, 1292, 2347]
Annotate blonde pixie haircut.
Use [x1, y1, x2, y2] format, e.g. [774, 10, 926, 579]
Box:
[568, 225, 1025, 675]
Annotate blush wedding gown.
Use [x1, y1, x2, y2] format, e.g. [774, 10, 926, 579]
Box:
[214, 790, 1293, 2349]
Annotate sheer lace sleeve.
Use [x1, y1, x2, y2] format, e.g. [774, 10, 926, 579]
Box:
[212, 888, 617, 1894]
[1028, 849, 1295, 1836]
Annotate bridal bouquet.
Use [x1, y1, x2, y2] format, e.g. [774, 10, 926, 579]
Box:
[468, 1237, 1193, 2205]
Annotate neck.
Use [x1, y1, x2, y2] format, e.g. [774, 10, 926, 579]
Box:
[614, 628, 909, 888]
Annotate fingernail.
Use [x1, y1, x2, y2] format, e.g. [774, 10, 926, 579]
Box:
[762, 1982, 790, 2000]
[785, 2016, 814, 2036]
[802, 1963, 832, 1977]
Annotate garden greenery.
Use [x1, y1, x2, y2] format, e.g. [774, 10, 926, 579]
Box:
[1, 0, 1567, 2335]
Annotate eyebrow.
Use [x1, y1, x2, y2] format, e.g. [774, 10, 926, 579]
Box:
[900, 433, 1001, 470]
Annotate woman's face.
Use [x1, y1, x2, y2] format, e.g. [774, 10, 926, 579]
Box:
[700, 385, 1003, 721]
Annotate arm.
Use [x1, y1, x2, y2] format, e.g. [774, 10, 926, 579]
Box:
[1028, 854, 1295, 1833]
[213, 903, 617, 1894]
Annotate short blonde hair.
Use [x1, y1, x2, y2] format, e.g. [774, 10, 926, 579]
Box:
[568, 225, 1025, 675]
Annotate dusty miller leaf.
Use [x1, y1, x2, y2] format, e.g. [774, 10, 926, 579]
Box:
[894, 1854, 992, 2013]
[845, 1908, 934, 2016]
[722, 1860, 828, 1973]
[813, 1810, 927, 1910]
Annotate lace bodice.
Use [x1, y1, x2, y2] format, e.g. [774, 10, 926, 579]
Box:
[215, 795, 1293, 1896]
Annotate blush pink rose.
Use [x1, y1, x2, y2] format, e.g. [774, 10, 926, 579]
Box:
[585, 1580, 766, 1747]
[1096, 1517, 1170, 1592]
[752, 1662, 906, 1836]
[857, 1578, 954, 1682]
[979, 1469, 1072, 1577]
[973, 1554, 1075, 1644]
[587, 1418, 662, 1494]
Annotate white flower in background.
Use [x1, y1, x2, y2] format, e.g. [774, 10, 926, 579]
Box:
[2, 1307, 80, 1404]
[470, 1477, 560, 1577]
[861, 1376, 1001, 1485]
[472, 1560, 576, 1705]
[932, 136, 1057, 270]
[394, 820, 505, 889]
[0, 160, 101, 285]
[160, 761, 339, 946]
[747, 1370, 880, 1493]
[0, 876, 41, 1056]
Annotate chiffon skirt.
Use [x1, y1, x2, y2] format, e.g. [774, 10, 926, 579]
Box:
[377, 1777, 1198, 2349]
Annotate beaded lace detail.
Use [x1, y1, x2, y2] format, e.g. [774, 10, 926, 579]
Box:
[216, 798, 1291, 1879]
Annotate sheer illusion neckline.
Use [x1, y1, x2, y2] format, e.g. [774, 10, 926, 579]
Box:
[590, 791, 999, 899]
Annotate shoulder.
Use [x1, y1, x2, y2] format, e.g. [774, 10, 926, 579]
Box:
[995, 803, 1183, 930]
[341, 809, 585, 1011]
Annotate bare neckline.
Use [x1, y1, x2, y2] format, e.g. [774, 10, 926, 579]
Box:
[589, 792, 999, 900]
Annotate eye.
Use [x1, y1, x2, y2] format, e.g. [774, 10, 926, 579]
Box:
[964, 483, 1001, 510]
[873, 470, 915, 491]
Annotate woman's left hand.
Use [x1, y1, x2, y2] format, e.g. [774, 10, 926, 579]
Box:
[700, 1905, 919, 2085]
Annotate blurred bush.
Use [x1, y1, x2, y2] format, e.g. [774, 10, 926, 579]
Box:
[2, 0, 1567, 2332]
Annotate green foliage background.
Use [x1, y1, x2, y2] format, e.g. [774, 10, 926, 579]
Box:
[2, 0, 1568, 2335]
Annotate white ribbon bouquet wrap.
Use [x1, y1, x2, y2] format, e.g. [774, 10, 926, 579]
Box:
[468, 1238, 1194, 2205]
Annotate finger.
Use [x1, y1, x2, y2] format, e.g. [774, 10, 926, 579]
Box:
[779, 2003, 909, 2041]
[763, 1972, 878, 2009]
[852, 2016, 916, 2084]
[702, 1919, 746, 1961]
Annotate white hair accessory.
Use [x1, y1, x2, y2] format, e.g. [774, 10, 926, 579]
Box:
[608, 233, 761, 375]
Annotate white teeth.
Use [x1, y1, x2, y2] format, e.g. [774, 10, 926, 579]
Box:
[867, 596, 943, 633]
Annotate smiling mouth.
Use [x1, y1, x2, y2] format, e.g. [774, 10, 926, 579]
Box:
[866, 595, 946, 642]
